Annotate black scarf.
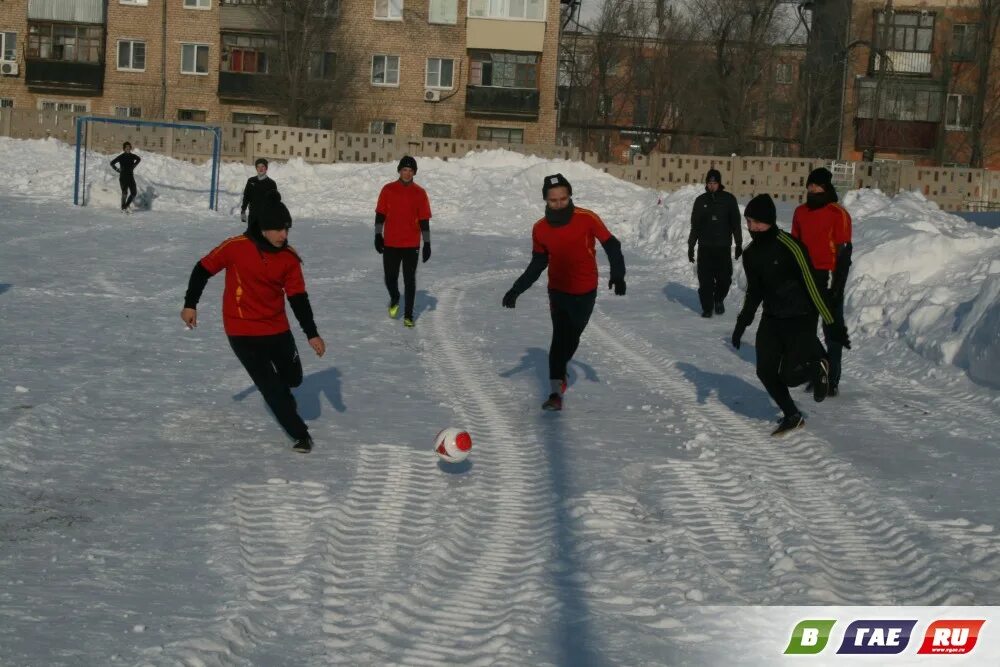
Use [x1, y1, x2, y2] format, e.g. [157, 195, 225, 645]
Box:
[247, 226, 287, 254]
[545, 201, 575, 226]
[806, 186, 839, 210]
[748, 225, 778, 243]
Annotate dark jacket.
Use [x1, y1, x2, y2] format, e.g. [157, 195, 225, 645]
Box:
[736, 226, 835, 327]
[241, 176, 278, 214]
[111, 152, 141, 178]
[689, 187, 742, 249]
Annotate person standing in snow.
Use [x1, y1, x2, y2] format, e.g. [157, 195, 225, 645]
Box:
[241, 158, 278, 232]
[181, 190, 325, 454]
[374, 155, 432, 328]
[110, 141, 141, 214]
[688, 168, 743, 317]
[502, 173, 626, 411]
[792, 167, 853, 396]
[731, 194, 851, 436]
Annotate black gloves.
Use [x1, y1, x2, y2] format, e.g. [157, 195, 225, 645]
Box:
[734, 246, 742, 260]
[731, 323, 747, 350]
[422, 242, 431, 263]
[608, 277, 626, 296]
[828, 322, 852, 350]
[688, 245, 696, 263]
[502, 289, 518, 309]
[240, 210, 247, 223]
[374, 233, 384, 254]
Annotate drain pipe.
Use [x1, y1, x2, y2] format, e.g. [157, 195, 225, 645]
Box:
[161, 0, 167, 119]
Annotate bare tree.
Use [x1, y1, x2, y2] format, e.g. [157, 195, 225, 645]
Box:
[969, 0, 1000, 167]
[796, 0, 851, 158]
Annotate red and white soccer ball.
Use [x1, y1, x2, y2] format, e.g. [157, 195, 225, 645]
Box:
[434, 427, 472, 463]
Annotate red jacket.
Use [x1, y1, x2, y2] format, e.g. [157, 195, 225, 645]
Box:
[791, 202, 852, 271]
[199, 235, 306, 336]
[532, 207, 612, 294]
[376, 180, 432, 248]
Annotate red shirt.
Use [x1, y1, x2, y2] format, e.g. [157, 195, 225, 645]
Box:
[199, 235, 307, 336]
[376, 180, 432, 248]
[791, 202, 852, 271]
[532, 207, 612, 295]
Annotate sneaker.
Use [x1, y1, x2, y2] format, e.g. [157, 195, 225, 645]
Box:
[714, 301, 725, 315]
[701, 310, 712, 318]
[542, 393, 562, 411]
[403, 317, 415, 328]
[388, 302, 400, 319]
[292, 436, 313, 453]
[813, 359, 830, 403]
[771, 413, 804, 436]
[827, 384, 839, 398]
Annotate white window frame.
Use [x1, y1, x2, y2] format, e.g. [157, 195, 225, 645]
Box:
[38, 99, 90, 113]
[371, 54, 400, 86]
[184, 0, 211, 8]
[120, 0, 149, 5]
[374, 0, 403, 20]
[428, 0, 457, 24]
[945, 93, 973, 131]
[0, 98, 14, 109]
[114, 106, 142, 118]
[425, 57, 454, 89]
[370, 120, 397, 135]
[775, 62, 792, 85]
[117, 39, 146, 71]
[467, 0, 545, 22]
[1, 31, 15, 62]
[181, 43, 210, 75]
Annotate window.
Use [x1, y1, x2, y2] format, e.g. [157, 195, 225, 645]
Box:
[120, 0, 149, 5]
[477, 126, 523, 143]
[117, 40, 145, 71]
[370, 120, 396, 134]
[232, 112, 278, 124]
[469, 51, 537, 88]
[372, 54, 400, 85]
[633, 96, 648, 126]
[429, 0, 457, 23]
[775, 62, 792, 84]
[304, 116, 333, 130]
[426, 58, 453, 88]
[185, 0, 211, 8]
[27, 23, 103, 63]
[309, 51, 336, 80]
[374, 0, 402, 19]
[423, 123, 451, 138]
[946, 94, 973, 130]
[468, 0, 544, 20]
[875, 11, 934, 52]
[181, 44, 209, 74]
[0, 98, 13, 108]
[855, 79, 942, 122]
[178, 109, 207, 122]
[222, 34, 273, 74]
[115, 106, 141, 118]
[39, 100, 89, 112]
[1, 32, 15, 61]
[952, 24, 977, 60]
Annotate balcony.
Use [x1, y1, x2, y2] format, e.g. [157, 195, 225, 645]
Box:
[854, 119, 938, 152]
[465, 86, 539, 120]
[218, 72, 280, 102]
[25, 59, 103, 95]
[872, 51, 932, 75]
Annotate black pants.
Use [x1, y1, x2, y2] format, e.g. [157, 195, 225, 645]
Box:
[754, 315, 827, 417]
[696, 246, 733, 312]
[383, 247, 419, 318]
[228, 331, 309, 440]
[548, 290, 596, 381]
[817, 271, 846, 387]
[119, 175, 137, 210]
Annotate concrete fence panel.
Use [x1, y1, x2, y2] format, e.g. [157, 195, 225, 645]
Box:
[901, 166, 985, 212]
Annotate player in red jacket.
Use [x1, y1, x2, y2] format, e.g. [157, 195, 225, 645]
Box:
[374, 156, 432, 328]
[791, 167, 853, 395]
[181, 191, 325, 453]
[503, 174, 626, 411]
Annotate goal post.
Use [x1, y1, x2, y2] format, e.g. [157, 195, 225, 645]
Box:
[74, 115, 223, 210]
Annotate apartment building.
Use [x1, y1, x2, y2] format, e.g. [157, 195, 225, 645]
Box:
[0, 0, 562, 144]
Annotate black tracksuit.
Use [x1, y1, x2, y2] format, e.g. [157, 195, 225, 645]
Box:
[241, 176, 278, 229]
[228, 331, 309, 440]
[689, 186, 742, 313]
[548, 290, 597, 382]
[110, 152, 141, 210]
[736, 226, 835, 417]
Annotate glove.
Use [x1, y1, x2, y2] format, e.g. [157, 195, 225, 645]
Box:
[688, 245, 695, 263]
[374, 233, 384, 254]
[502, 289, 518, 309]
[608, 277, 626, 296]
[731, 323, 747, 350]
[734, 246, 742, 260]
[422, 242, 431, 263]
[240, 210, 247, 223]
[828, 322, 852, 350]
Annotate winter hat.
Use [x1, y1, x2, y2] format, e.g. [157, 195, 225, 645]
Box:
[806, 167, 833, 189]
[706, 168, 722, 184]
[397, 155, 418, 173]
[255, 190, 292, 231]
[254, 157, 269, 168]
[542, 173, 573, 199]
[743, 194, 776, 226]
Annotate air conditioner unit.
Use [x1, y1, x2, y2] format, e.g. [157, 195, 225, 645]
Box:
[0, 61, 18, 76]
[424, 89, 441, 102]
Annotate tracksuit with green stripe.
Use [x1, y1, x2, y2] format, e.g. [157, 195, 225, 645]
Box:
[736, 225, 835, 418]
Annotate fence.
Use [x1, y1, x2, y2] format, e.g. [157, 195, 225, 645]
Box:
[1, 108, 996, 212]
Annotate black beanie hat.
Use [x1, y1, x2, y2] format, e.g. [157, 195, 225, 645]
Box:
[255, 190, 292, 231]
[706, 168, 722, 184]
[743, 194, 777, 226]
[254, 157, 268, 168]
[397, 155, 417, 173]
[542, 173, 573, 199]
[807, 167, 833, 189]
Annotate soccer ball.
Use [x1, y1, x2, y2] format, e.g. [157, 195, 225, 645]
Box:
[434, 427, 472, 463]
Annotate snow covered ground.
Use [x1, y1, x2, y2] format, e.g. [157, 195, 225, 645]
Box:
[1, 137, 999, 665]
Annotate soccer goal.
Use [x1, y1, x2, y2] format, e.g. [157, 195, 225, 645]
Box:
[73, 116, 222, 210]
